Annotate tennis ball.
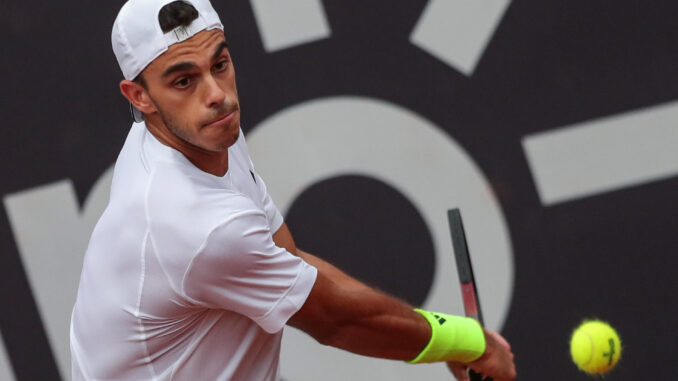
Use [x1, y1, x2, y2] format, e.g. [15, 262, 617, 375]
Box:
[570, 320, 621, 374]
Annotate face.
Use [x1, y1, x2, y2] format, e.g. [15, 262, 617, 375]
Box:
[138, 29, 240, 152]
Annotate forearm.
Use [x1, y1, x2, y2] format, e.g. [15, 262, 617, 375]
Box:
[321, 288, 430, 360]
[289, 271, 430, 361]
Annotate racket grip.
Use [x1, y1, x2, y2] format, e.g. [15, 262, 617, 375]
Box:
[469, 369, 492, 381]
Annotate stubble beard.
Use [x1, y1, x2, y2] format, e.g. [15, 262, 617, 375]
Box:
[152, 99, 239, 152]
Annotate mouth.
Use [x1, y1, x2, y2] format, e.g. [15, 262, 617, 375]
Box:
[202, 110, 237, 129]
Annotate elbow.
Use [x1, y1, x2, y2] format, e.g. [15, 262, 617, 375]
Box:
[312, 324, 345, 347]
[290, 301, 350, 348]
[303, 312, 348, 347]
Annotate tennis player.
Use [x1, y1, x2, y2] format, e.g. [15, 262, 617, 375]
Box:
[69, 1, 516, 380]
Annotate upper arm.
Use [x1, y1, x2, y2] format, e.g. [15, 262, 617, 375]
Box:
[272, 222, 299, 256]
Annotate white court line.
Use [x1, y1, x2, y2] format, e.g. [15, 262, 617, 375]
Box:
[250, 0, 330, 52]
[410, 0, 511, 76]
[523, 101, 678, 206]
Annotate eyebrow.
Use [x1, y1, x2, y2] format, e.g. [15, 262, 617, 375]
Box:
[161, 41, 230, 79]
[162, 62, 197, 79]
[212, 41, 229, 61]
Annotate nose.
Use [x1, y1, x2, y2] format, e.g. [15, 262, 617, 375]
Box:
[204, 74, 226, 109]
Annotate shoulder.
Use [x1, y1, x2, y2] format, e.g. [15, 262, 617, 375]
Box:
[145, 161, 263, 262]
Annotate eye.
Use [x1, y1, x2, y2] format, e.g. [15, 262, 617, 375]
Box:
[214, 59, 229, 72]
[173, 77, 191, 89]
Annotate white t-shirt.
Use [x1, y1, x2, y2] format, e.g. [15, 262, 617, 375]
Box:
[70, 123, 317, 380]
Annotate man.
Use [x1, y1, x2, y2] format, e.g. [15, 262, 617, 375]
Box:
[70, 0, 517, 380]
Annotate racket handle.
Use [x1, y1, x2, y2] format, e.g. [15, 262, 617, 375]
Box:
[469, 369, 492, 381]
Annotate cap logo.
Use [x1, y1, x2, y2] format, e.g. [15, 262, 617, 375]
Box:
[170, 25, 192, 43]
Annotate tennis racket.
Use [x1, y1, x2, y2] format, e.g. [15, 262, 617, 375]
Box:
[447, 208, 491, 381]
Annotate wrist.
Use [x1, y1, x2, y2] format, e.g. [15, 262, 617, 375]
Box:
[407, 309, 486, 364]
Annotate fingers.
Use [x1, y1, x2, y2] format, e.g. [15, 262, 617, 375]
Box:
[470, 360, 517, 380]
[447, 361, 470, 381]
[468, 330, 517, 380]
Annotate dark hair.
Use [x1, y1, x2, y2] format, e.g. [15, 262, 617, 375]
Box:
[133, 75, 147, 89]
[133, 2, 199, 88]
[158, 1, 199, 33]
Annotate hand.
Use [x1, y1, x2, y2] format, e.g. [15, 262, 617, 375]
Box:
[447, 361, 470, 381]
[447, 329, 516, 381]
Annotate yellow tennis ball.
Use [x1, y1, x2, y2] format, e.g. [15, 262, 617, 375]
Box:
[570, 320, 622, 374]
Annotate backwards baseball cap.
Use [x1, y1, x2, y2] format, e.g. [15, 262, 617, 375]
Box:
[112, 0, 224, 81]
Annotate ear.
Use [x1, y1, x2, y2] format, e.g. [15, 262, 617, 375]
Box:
[120, 80, 156, 114]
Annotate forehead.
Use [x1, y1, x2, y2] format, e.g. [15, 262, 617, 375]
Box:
[145, 29, 227, 74]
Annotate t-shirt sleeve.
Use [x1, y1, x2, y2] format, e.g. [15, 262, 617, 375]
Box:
[181, 208, 317, 333]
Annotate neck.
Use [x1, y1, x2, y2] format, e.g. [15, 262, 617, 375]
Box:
[145, 117, 229, 177]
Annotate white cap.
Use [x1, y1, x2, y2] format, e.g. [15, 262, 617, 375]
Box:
[112, 0, 224, 80]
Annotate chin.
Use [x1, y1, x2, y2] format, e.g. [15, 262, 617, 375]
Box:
[224, 128, 240, 148]
[199, 124, 240, 151]
[214, 133, 240, 151]
[230, 125, 241, 141]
